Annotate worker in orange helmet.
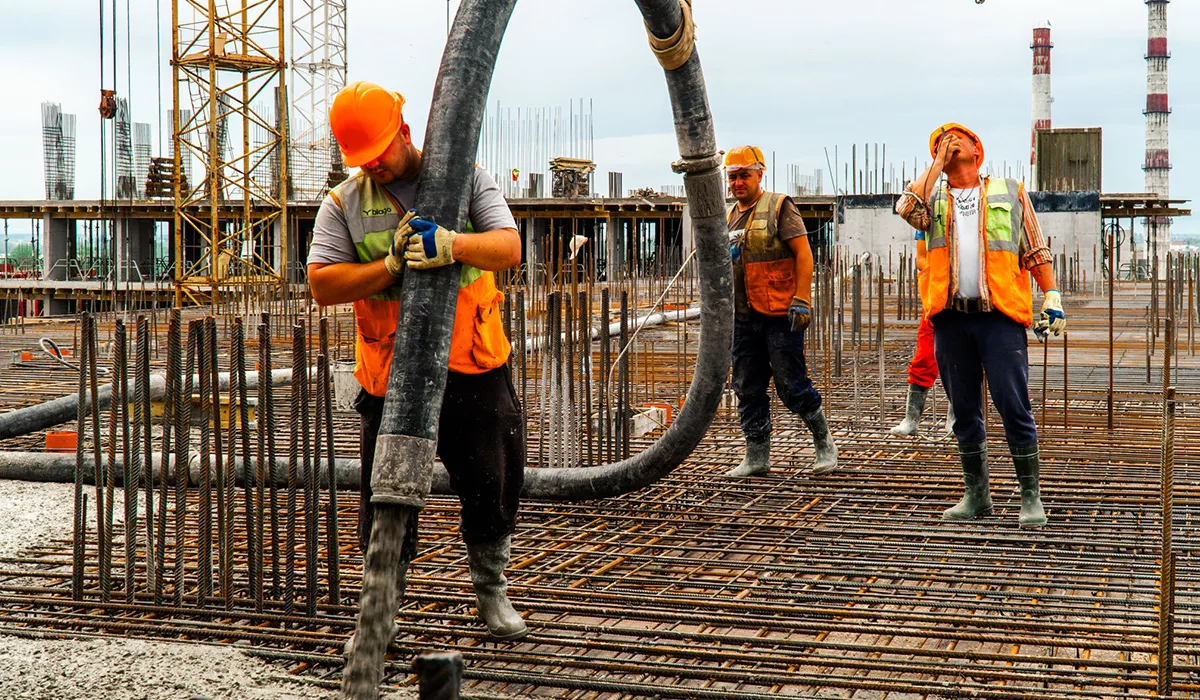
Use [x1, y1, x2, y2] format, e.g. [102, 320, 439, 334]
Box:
[889, 237, 955, 438]
[307, 81, 527, 651]
[723, 145, 838, 478]
[896, 123, 1065, 528]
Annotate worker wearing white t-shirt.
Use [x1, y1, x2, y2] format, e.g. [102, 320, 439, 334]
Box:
[895, 123, 1066, 529]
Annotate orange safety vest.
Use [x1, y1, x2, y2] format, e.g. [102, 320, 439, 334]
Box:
[328, 172, 512, 397]
[919, 177, 1033, 327]
[728, 191, 795, 317]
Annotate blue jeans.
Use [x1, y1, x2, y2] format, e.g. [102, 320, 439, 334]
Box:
[933, 310, 1038, 447]
[732, 313, 822, 442]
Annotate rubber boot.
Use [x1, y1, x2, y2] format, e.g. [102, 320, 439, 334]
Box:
[343, 563, 407, 660]
[889, 384, 929, 436]
[1011, 444, 1048, 528]
[943, 440, 993, 520]
[467, 536, 528, 641]
[726, 436, 771, 477]
[802, 408, 840, 475]
[943, 397, 956, 438]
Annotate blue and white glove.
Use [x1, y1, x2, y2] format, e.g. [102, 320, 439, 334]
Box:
[403, 217, 458, 270]
[1035, 289, 1066, 337]
[788, 296, 811, 333]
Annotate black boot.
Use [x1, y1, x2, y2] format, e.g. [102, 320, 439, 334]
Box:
[1010, 443, 1048, 528]
[943, 440, 993, 520]
[890, 384, 929, 436]
[802, 408, 839, 475]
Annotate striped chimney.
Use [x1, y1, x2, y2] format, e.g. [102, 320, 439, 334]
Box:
[1145, 0, 1170, 261]
[1030, 26, 1052, 189]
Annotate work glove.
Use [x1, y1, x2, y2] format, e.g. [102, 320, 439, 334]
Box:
[403, 217, 458, 270]
[1035, 289, 1066, 338]
[384, 210, 417, 279]
[788, 296, 811, 333]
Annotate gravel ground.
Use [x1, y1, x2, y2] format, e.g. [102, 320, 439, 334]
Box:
[0, 479, 415, 700]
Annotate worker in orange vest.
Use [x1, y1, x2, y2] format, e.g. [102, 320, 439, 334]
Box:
[724, 145, 838, 478]
[889, 232, 954, 438]
[896, 123, 1065, 528]
[307, 81, 528, 646]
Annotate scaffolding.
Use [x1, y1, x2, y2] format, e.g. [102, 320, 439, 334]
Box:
[289, 0, 346, 201]
[40, 102, 76, 201]
[172, 0, 289, 308]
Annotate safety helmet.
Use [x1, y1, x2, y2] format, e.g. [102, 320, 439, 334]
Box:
[723, 145, 766, 172]
[329, 81, 406, 168]
[929, 123, 984, 167]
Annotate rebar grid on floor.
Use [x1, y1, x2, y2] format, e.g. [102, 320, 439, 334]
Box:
[0, 278, 1197, 698]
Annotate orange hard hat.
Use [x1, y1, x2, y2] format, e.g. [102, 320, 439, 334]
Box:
[723, 145, 766, 172]
[329, 81, 406, 168]
[929, 123, 984, 167]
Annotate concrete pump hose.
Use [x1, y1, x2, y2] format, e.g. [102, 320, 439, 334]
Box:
[644, 0, 696, 71]
[521, 0, 731, 500]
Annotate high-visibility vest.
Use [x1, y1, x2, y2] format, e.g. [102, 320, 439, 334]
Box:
[729, 191, 795, 317]
[329, 172, 512, 397]
[920, 177, 1033, 327]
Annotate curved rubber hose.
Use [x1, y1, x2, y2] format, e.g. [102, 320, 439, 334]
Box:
[519, 0, 731, 500]
[342, 2, 518, 698]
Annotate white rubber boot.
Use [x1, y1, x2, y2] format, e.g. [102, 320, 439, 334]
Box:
[889, 384, 929, 436]
[726, 437, 771, 477]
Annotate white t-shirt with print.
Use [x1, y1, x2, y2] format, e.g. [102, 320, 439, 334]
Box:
[950, 185, 981, 299]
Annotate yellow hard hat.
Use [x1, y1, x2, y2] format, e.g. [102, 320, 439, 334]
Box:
[723, 145, 766, 172]
[929, 123, 984, 167]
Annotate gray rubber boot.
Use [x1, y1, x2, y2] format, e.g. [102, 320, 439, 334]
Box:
[889, 384, 929, 436]
[467, 536, 529, 641]
[943, 441, 993, 520]
[726, 436, 771, 477]
[802, 408, 840, 475]
[1011, 444, 1048, 528]
[343, 562, 407, 660]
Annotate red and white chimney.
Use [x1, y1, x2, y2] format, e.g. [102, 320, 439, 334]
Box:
[1030, 26, 1053, 189]
[1145, 0, 1171, 259]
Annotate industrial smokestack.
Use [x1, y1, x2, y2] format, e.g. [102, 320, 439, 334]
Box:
[1030, 26, 1052, 190]
[1145, 0, 1171, 263]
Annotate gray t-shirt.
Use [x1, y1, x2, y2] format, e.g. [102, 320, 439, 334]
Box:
[307, 166, 518, 265]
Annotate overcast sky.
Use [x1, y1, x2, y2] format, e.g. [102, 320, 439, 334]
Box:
[1, 0, 1195, 236]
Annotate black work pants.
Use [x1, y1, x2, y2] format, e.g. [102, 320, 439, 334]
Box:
[355, 364, 525, 553]
[732, 313, 822, 443]
[932, 310, 1038, 447]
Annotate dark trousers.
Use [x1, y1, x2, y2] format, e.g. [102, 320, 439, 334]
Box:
[932, 310, 1038, 447]
[355, 364, 525, 553]
[732, 313, 822, 443]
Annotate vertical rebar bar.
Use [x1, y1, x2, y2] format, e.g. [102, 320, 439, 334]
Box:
[116, 319, 135, 602]
[72, 312, 89, 600]
[319, 317, 341, 605]
[262, 313, 280, 598]
[300, 319, 318, 616]
[1158, 385, 1177, 697]
[175, 313, 193, 606]
[197, 318, 213, 606]
[286, 321, 301, 616]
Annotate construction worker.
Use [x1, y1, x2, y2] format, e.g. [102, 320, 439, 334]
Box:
[889, 232, 954, 437]
[723, 145, 838, 478]
[307, 81, 527, 642]
[896, 123, 1065, 528]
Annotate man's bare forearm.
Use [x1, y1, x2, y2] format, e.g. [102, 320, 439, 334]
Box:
[308, 261, 396, 306]
[1030, 262, 1057, 294]
[786, 236, 814, 302]
[451, 228, 521, 271]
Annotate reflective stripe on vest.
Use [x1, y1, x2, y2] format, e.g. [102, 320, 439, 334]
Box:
[330, 173, 512, 395]
[730, 192, 796, 317]
[921, 177, 1032, 327]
